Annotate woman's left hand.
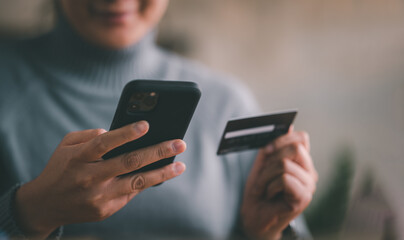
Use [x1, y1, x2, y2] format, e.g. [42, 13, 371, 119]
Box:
[241, 128, 318, 240]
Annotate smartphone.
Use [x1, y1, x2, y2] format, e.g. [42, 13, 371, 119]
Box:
[103, 80, 201, 173]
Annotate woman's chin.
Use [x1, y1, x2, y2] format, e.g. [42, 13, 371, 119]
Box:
[83, 27, 149, 50]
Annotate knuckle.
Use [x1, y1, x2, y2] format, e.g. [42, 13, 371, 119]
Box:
[84, 198, 102, 218]
[160, 168, 167, 181]
[306, 178, 317, 194]
[296, 143, 306, 155]
[63, 132, 75, 141]
[313, 170, 319, 182]
[303, 192, 313, 206]
[311, 167, 319, 183]
[84, 195, 111, 221]
[157, 147, 165, 159]
[93, 137, 108, 155]
[74, 175, 94, 190]
[91, 205, 109, 221]
[281, 173, 290, 185]
[94, 128, 106, 136]
[301, 131, 310, 143]
[132, 175, 146, 191]
[157, 144, 172, 159]
[122, 151, 143, 170]
[289, 142, 299, 153]
[279, 158, 289, 171]
[287, 202, 299, 214]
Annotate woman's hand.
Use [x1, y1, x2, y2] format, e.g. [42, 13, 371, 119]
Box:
[241, 128, 317, 240]
[15, 121, 186, 239]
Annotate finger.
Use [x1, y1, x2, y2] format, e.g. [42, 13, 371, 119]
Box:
[247, 143, 304, 195]
[266, 173, 306, 203]
[265, 142, 315, 176]
[297, 143, 318, 182]
[97, 139, 186, 179]
[112, 162, 186, 196]
[80, 121, 149, 161]
[288, 125, 294, 133]
[248, 151, 281, 196]
[264, 131, 310, 155]
[283, 159, 316, 194]
[280, 174, 313, 213]
[283, 143, 317, 182]
[265, 173, 293, 200]
[254, 158, 316, 196]
[62, 129, 107, 146]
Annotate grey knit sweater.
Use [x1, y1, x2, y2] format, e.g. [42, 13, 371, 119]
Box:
[0, 17, 310, 240]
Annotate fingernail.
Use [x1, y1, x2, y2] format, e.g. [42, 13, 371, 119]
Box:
[173, 140, 184, 153]
[173, 162, 185, 175]
[265, 144, 274, 154]
[135, 121, 148, 133]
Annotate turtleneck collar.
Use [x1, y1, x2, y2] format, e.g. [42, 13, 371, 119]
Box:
[50, 12, 157, 64]
[30, 10, 162, 88]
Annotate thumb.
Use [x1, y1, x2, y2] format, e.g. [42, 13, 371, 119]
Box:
[288, 125, 294, 133]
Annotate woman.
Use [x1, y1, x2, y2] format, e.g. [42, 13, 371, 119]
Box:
[0, 1, 317, 239]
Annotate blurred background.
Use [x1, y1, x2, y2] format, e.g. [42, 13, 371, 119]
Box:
[1, 0, 403, 239]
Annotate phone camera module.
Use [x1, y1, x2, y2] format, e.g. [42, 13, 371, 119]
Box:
[127, 92, 159, 113]
[129, 103, 139, 110]
[144, 96, 157, 107]
[133, 93, 144, 100]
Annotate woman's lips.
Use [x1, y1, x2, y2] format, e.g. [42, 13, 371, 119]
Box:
[98, 11, 132, 25]
[89, 6, 136, 25]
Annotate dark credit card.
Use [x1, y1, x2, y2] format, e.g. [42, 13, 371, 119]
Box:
[217, 110, 297, 155]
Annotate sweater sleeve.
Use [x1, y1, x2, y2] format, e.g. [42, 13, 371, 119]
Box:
[0, 184, 63, 239]
[0, 184, 26, 239]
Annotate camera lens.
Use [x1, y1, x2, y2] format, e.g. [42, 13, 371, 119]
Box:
[144, 96, 157, 106]
[133, 93, 143, 100]
[128, 102, 140, 112]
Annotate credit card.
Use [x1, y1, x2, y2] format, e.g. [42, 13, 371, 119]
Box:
[217, 110, 297, 155]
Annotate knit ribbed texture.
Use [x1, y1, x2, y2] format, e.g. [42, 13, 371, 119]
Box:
[25, 13, 160, 91]
[0, 184, 63, 239]
[0, 184, 25, 239]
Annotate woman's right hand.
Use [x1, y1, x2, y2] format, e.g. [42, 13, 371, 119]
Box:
[14, 121, 186, 239]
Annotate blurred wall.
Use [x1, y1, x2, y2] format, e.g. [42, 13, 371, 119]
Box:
[1, 0, 403, 238]
[0, 0, 53, 36]
[159, 2, 404, 237]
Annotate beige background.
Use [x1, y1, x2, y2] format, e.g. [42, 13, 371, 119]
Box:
[1, 0, 403, 239]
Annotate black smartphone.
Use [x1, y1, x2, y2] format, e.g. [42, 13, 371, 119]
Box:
[103, 80, 201, 173]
